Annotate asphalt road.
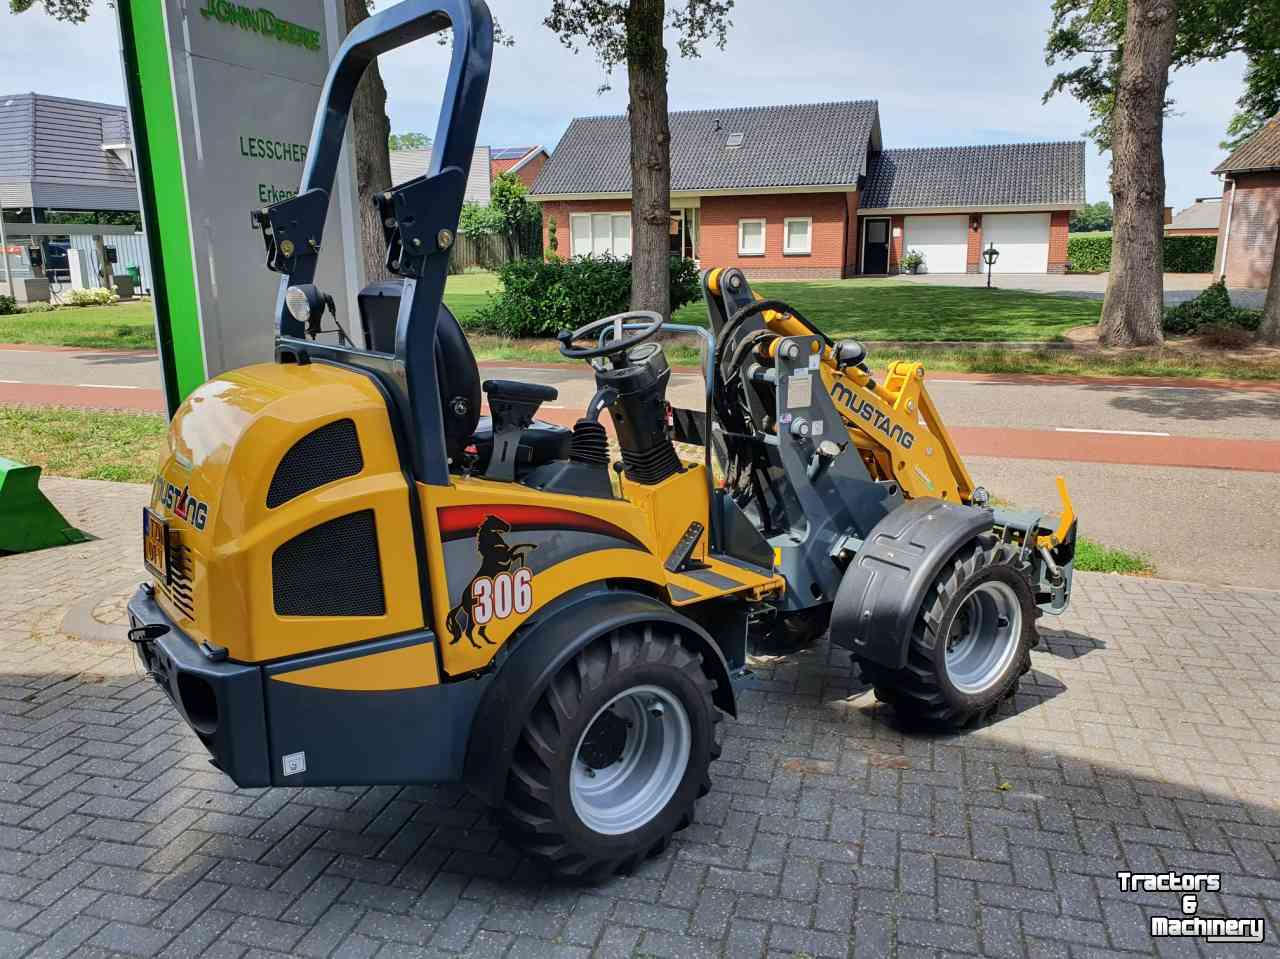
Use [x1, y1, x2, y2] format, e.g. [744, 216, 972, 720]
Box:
[3, 344, 1278, 588]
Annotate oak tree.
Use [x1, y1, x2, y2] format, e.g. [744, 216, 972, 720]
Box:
[545, 0, 733, 317]
[1045, 0, 1280, 346]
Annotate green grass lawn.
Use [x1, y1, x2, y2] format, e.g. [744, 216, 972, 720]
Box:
[673, 278, 1101, 342]
[0, 406, 166, 483]
[1, 274, 1100, 349]
[0, 301, 158, 350]
[7, 274, 1276, 382]
[446, 272, 1101, 342]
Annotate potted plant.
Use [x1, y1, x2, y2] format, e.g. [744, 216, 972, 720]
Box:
[900, 249, 925, 274]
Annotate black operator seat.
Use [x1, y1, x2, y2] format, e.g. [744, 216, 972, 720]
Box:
[355, 280, 570, 475]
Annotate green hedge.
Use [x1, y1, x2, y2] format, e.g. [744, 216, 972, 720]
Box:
[1067, 233, 1218, 274]
[473, 254, 702, 338]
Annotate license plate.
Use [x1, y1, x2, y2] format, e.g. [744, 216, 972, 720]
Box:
[142, 508, 169, 583]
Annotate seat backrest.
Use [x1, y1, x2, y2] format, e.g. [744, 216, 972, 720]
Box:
[356, 280, 480, 459]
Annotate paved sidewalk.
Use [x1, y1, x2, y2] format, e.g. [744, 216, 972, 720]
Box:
[895, 272, 1268, 309]
[1, 478, 1278, 958]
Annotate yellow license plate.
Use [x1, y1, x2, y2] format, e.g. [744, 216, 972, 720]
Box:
[143, 508, 169, 582]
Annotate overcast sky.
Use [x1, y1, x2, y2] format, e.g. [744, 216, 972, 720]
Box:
[2, 0, 1249, 209]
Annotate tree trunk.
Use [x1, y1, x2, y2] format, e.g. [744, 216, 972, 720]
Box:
[625, 0, 671, 317]
[344, 0, 393, 285]
[1098, 0, 1177, 347]
[1260, 229, 1280, 345]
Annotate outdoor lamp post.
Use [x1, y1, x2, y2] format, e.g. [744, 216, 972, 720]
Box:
[983, 243, 999, 289]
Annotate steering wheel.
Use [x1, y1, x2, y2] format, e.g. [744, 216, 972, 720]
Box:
[557, 310, 664, 362]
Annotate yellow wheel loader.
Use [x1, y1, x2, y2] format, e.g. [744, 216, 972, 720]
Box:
[127, 0, 1076, 880]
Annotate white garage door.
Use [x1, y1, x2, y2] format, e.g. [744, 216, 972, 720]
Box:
[903, 215, 968, 274]
[982, 213, 1050, 273]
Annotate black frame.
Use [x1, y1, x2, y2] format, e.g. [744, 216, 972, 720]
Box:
[266, 0, 494, 486]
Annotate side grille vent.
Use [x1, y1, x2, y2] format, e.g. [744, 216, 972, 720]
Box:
[272, 510, 386, 617]
[266, 419, 363, 509]
[164, 535, 196, 620]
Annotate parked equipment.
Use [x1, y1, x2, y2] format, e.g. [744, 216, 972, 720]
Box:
[127, 0, 1076, 880]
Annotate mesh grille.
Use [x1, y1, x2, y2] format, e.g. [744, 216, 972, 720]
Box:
[272, 510, 386, 617]
[266, 419, 363, 509]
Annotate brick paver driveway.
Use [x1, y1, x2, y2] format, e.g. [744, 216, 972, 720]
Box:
[2, 478, 1278, 957]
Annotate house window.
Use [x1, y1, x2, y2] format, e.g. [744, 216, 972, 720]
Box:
[570, 213, 631, 258]
[738, 218, 766, 256]
[784, 217, 812, 255]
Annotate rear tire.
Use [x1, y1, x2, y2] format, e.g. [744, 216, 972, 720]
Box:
[857, 535, 1036, 729]
[496, 624, 721, 880]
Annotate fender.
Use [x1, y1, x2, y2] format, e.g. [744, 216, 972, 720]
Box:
[462, 589, 736, 807]
[829, 497, 992, 669]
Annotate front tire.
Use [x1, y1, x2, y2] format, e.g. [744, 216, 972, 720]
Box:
[858, 535, 1036, 729]
[496, 625, 721, 880]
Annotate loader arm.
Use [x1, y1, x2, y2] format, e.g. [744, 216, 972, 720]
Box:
[709, 269, 974, 504]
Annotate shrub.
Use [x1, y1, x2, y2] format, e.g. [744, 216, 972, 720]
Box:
[1067, 233, 1218, 274]
[0, 294, 17, 316]
[1162, 280, 1262, 335]
[66, 287, 120, 307]
[474, 254, 702, 338]
[1197, 322, 1255, 350]
[1066, 234, 1112, 273]
[20, 301, 57, 313]
[900, 249, 925, 273]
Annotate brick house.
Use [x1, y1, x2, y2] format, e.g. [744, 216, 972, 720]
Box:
[491, 146, 549, 189]
[1165, 197, 1221, 237]
[529, 101, 1085, 278]
[1213, 115, 1280, 289]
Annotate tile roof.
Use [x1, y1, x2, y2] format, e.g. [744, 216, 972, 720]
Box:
[389, 146, 491, 204]
[1213, 115, 1280, 174]
[861, 141, 1086, 210]
[531, 100, 880, 196]
[1166, 198, 1221, 230]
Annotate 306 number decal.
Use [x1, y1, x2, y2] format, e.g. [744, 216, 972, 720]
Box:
[470, 567, 533, 625]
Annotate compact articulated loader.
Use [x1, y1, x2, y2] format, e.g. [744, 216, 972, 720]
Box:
[127, 0, 1077, 879]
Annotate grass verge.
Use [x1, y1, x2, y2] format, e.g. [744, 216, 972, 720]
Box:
[0, 406, 165, 483]
[0, 302, 158, 350]
[1073, 537, 1153, 575]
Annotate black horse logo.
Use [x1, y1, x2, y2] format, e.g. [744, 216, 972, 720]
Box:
[445, 514, 537, 648]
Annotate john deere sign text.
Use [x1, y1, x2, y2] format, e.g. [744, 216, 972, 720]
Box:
[199, 0, 321, 51]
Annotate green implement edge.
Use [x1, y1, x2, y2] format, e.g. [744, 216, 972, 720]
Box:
[0, 457, 90, 554]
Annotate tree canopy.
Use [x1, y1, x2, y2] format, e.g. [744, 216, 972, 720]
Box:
[387, 132, 431, 151]
[1045, 0, 1280, 149]
[544, 0, 733, 91]
[1069, 200, 1114, 233]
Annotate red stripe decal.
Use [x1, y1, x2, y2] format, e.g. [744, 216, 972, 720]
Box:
[437, 504, 646, 549]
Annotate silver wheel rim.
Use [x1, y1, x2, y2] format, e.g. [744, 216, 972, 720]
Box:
[570, 684, 692, 836]
[944, 581, 1023, 695]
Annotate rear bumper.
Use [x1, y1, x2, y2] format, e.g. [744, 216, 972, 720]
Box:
[127, 585, 490, 789]
[127, 585, 273, 786]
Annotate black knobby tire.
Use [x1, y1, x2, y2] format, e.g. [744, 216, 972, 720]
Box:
[497, 625, 722, 880]
[858, 535, 1037, 729]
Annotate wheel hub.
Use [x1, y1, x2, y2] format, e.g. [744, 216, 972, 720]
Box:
[570, 685, 692, 836]
[578, 708, 630, 770]
[943, 581, 1023, 695]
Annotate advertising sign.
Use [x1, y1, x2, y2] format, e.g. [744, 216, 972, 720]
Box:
[117, 0, 361, 411]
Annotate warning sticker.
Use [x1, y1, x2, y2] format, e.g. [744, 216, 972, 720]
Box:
[786, 373, 812, 409]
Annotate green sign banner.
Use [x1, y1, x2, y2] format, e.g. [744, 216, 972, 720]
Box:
[116, 0, 360, 414]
